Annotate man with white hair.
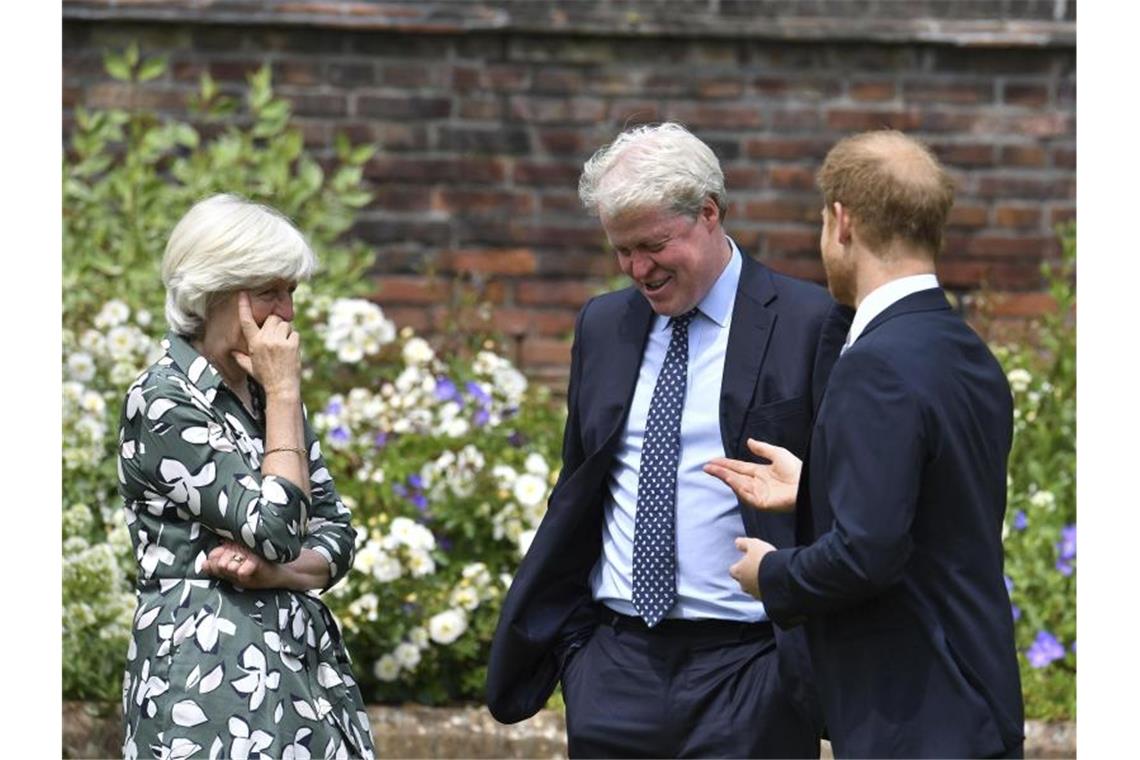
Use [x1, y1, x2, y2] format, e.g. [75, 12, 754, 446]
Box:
[487, 123, 848, 757]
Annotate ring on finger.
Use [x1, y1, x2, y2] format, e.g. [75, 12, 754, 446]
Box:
[231, 554, 244, 563]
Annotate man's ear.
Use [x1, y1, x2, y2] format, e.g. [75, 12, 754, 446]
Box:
[700, 195, 721, 228]
[833, 201, 853, 245]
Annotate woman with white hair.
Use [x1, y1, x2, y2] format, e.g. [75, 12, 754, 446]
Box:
[117, 194, 375, 758]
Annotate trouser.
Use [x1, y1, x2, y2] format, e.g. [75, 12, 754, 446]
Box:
[561, 611, 820, 758]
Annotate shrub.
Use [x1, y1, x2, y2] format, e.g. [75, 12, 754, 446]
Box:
[62, 48, 563, 705]
[991, 224, 1077, 720]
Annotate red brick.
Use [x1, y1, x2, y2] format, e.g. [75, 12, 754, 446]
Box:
[742, 199, 820, 223]
[457, 97, 501, 120]
[432, 189, 535, 216]
[587, 71, 639, 96]
[534, 67, 584, 93]
[938, 260, 1042, 290]
[87, 83, 186, 110]
[826, 108, 920, 131]
[965, 235, 1057, 258]
[754, 78, 840, 100]
[444, 249, 538, 276]
[766, 165, 817, 191]
[724, 165, 765, 190]
[769, 109, 822, 131]
[902, 80, 993, 104]
[849, 81, 896, 102]
[1049, 206, 1076, 226]
[491, 308, 577, 337]
[948, 205, 989, 229]
[539, 192, 584, 215]
[366, 185, 434, 213]
[1052, 147, 1076, 169]
[451, 65, 480, 92]
[608, 100, 662, 124]
[999, 145, 1047, 168]
[763, 230, 820, 256]
[290, 92, 346, 117]
[357, 95, 451, 119]
[208, 59, 263, 82]
[932, 142, 995, 168]
[510, 96, 605, 124]
[976, 175, 1073, 200]
[920, 110, 983, 133]
[517, 279, 598, 307]
[379, 63, 440, 88]
[535, 128, 588, 156]
[993, 206, 1041, 229]
[380, 305, 432, 333]
[697, 79, 745, 99]
[987, 292, 1059, 318]
[365, 156, 507, 184]
[513, 161, 582, 187]
[743, 137, 828, 160]
[520, 336, 572, 366]
[373, 276, 450, 304]
[486, 64, 530, 91]
[277, 60, 322, 86]
[1004, 83, 1049, 107]
[667, 103, 764, 129]
[762, 257, 826, 284]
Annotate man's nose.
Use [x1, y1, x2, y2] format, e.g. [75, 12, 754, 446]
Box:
[629, 252, 655, 281]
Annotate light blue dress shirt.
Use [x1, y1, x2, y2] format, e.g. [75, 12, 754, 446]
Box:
[589, 240, 769, 622]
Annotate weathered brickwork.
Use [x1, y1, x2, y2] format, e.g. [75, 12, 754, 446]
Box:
[63, 1, 1076, 387]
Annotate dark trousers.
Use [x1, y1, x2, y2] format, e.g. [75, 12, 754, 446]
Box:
[561, 613, 820, 758]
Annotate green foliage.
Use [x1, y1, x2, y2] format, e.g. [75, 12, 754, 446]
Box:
[993, 223, 1077, 720]
[63, 49, 563, 706]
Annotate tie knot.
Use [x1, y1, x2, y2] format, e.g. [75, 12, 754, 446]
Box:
[669, 309, 698, 331]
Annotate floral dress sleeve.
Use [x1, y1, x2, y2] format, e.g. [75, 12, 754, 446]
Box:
[300, 413, 357, 590]
[120, 367, 310, 565]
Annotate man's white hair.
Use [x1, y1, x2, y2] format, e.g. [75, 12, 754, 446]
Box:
[161, 194, 315, 336]
[578, 122, 728, 221]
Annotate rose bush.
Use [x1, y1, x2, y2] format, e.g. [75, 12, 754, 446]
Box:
[990, 224, 1076, 720]
[62, 49, 562, 705]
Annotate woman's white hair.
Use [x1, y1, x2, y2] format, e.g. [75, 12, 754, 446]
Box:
[578, 122, 728, 221]
[161, 194, 316, 336]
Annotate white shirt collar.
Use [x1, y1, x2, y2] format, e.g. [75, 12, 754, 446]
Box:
[846, 273, 940, 349]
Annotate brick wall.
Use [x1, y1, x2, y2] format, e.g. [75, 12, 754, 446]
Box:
[63, 0, 1077, 388]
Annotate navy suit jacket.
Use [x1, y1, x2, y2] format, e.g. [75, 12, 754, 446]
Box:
[485, 251, 847, 725]
[759, 288, 1025, 758]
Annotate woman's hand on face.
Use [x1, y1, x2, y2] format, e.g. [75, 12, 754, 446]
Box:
[204, 540, 282, 589]
[230, 291, 302, 399]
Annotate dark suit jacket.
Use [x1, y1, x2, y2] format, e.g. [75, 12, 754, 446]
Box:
[485, 251, 845, 725]
[759, 288, 1025, 758]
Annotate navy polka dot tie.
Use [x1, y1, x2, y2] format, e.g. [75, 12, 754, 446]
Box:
[632, 309, 697, 627]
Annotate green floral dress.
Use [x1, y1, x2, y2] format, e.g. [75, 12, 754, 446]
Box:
[118, 333, 376, 759]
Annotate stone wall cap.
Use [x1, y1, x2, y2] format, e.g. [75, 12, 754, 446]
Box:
[62, 1, 1075, 48]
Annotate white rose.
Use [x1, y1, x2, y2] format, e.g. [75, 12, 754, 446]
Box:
[409, 627, 430, 650]
[449, 586, 480, 611]
[373, 655, 400, 682]
[393, 642, 421, 670]
[428, 609, 468, 645]
[1007, 368, 1032, 394]
[524, 453, 550, 477]
[406, 549, 436, 578]
[402, 337, 435, 366]
[372, 551, 402, 583]
[517, 528, 538, 557]
[67, 352, 96, 382]
[512, 473, 548, 509]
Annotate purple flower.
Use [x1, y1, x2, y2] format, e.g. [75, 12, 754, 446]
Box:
[1055, 559, 1074, 576]
[1003, 575, 1014, 595]
[373, 431, 388, 449]
[439, 537, 453, 551]
[324, 399, 343, 416]
[435, 376, 461, 403]
[466, 380, 491, 404]
[1056, 524, 1076, 561]
[508, 431, 524, 448]
[393, 483, 408, 497]
[329, 426, 350, 444]
[411, 493, 428, 510]
[474, 408, 490, 427]
[1026, 630, 1066, 668]
[1011, 604, 1021, 622]
[1013, 510, 1027, 531]
[408, 474, 423, 490]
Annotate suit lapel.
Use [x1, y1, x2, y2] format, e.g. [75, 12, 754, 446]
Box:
[719, 254, 777, 455]
[595, 289, 654, 454]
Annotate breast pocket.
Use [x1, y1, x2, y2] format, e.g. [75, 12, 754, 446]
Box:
[736, 395, 811, 459]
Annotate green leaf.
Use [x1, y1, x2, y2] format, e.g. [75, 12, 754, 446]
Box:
[103, 52, 131, 82]
[137, 56, 167, 83]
